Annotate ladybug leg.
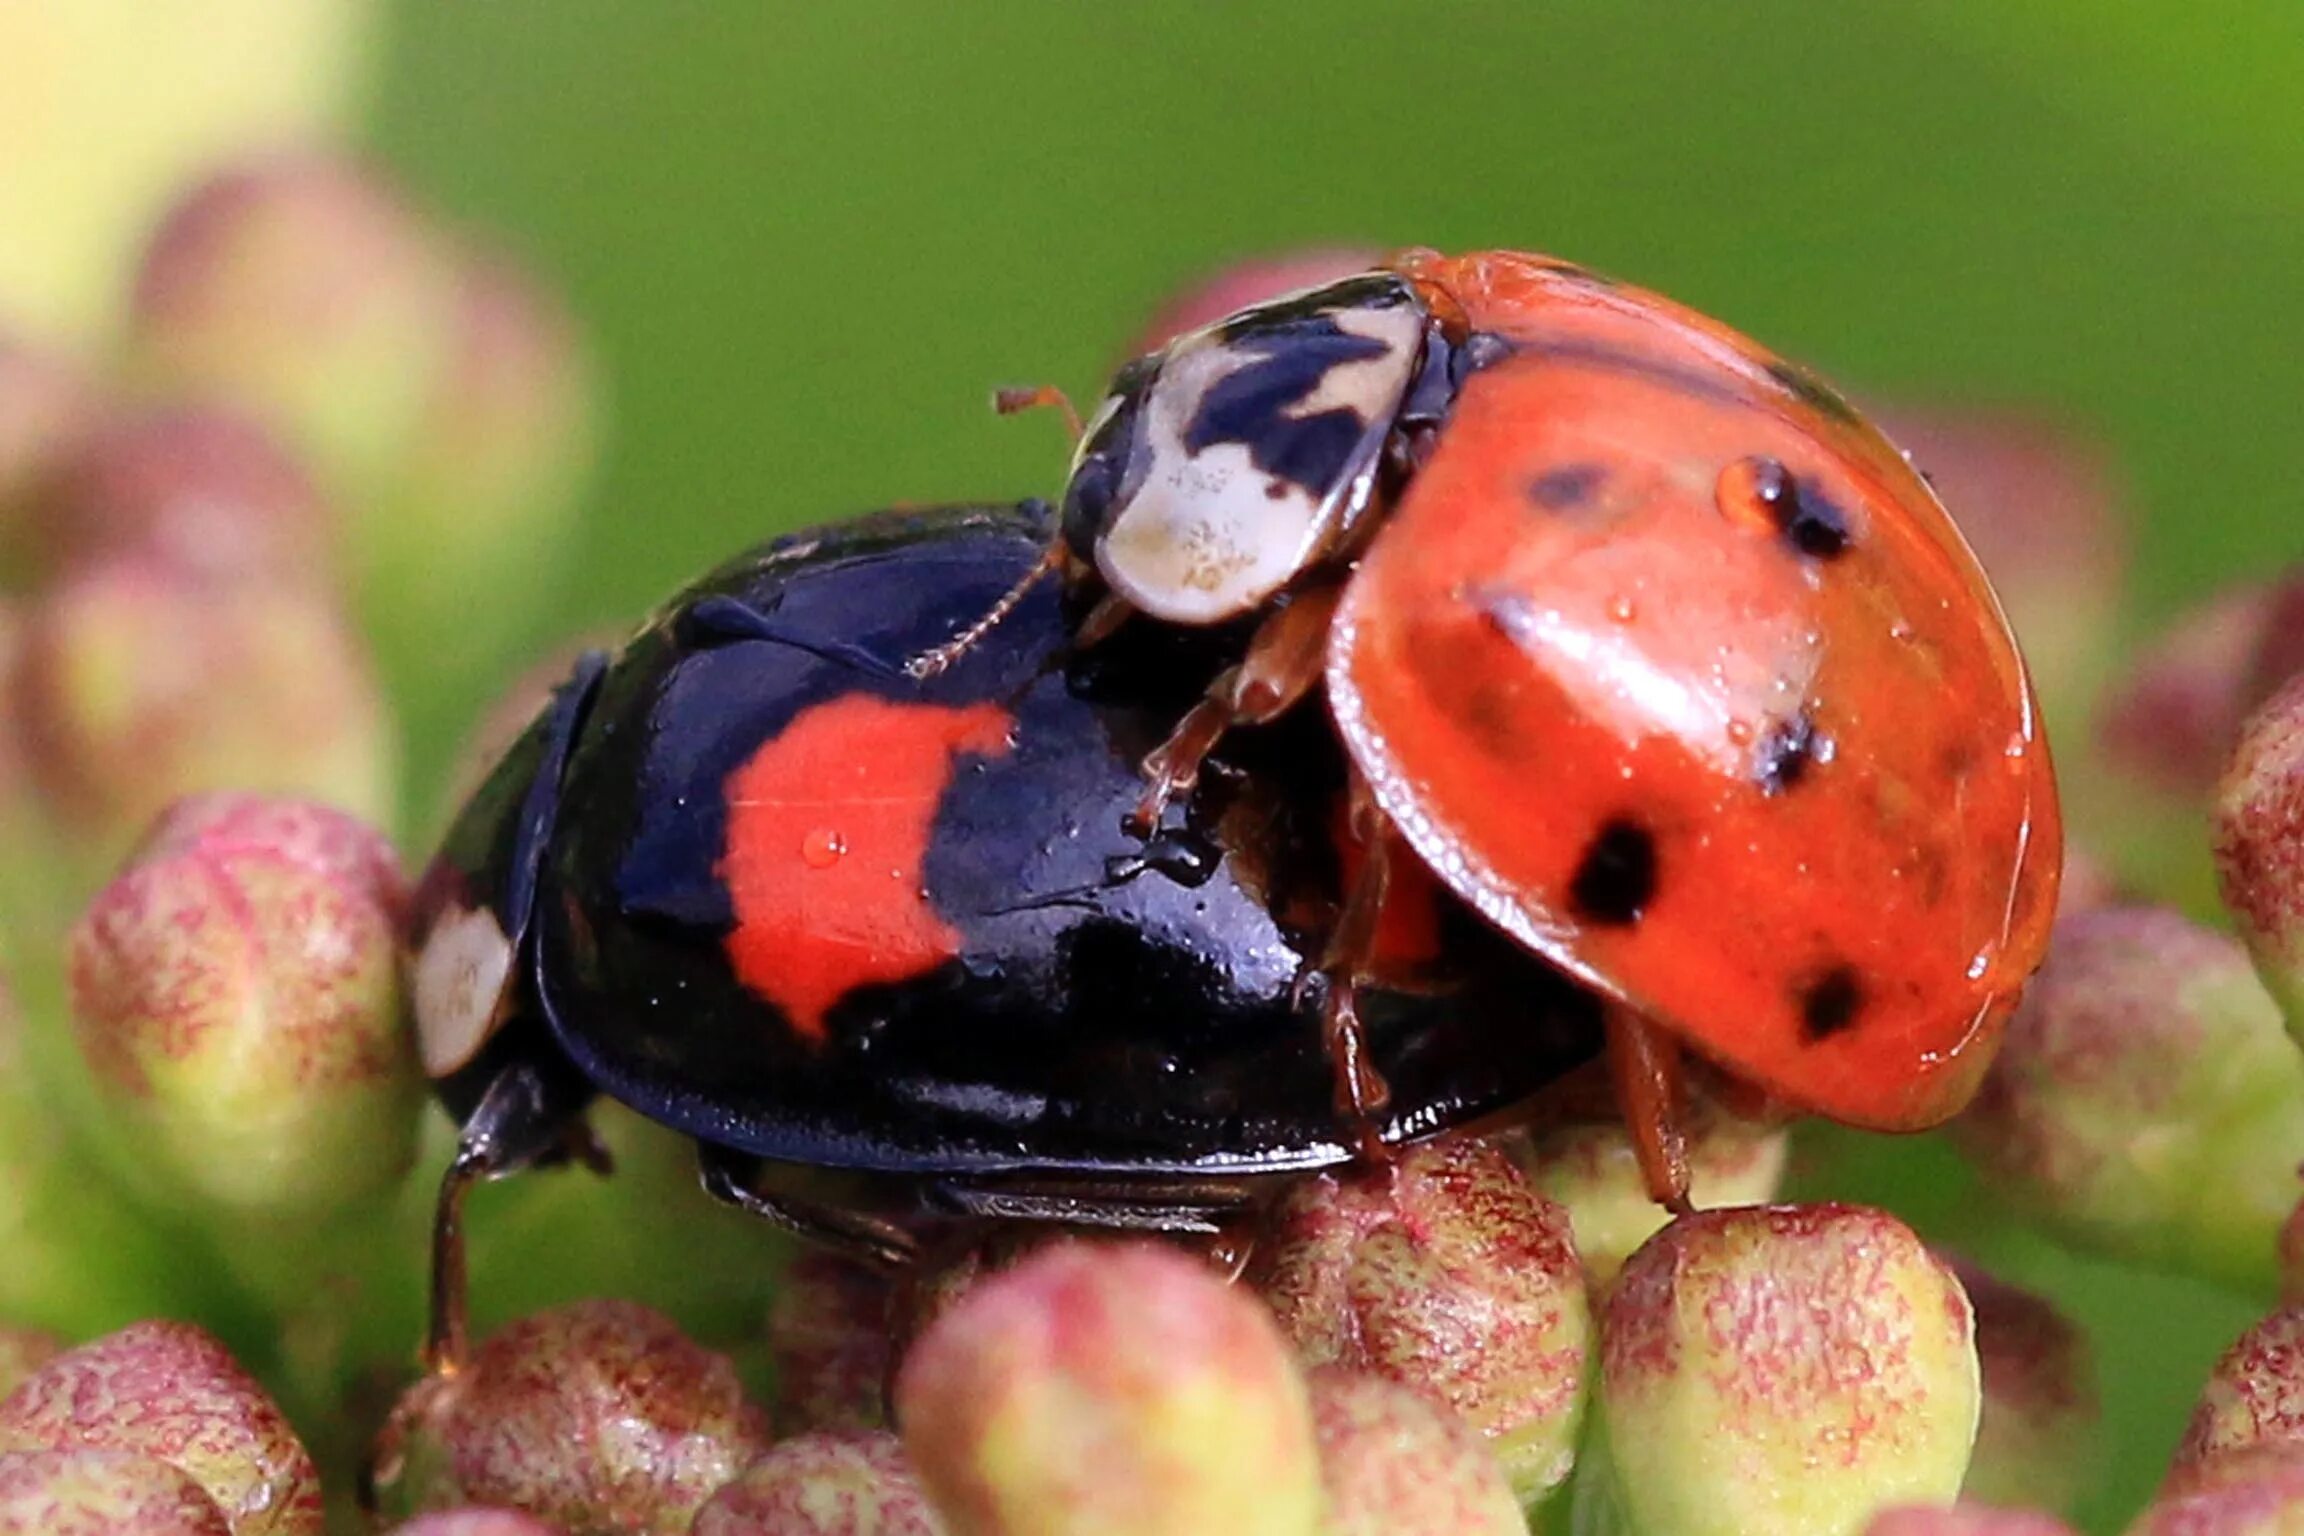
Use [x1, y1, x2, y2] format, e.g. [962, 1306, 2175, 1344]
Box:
[926, 1174, 1256, 1236]
[992, 383, 1084, 437]
[1313, 785, 1398, 1163]
[1606, 1004, 1695, 1215]
[696, 1145, 919, 1274]
[424, 1054, 599, 1376]
[1128, 581, 1344, 836]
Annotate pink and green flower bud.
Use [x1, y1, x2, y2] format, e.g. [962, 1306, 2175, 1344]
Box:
[27, 407, 333, 587]
[0, 1320, 322, 1536]
[2094, 586, 2276, 911]
[691, 1433, 942, 1536]
[1514, 1097, 1789, 1290]
[2214, 675, 2304, 1034]
[376, 1299, 769, 1536]
[2130, 1459, 2304, 1536]
[361, 254, 596, 692]
[1951, 907, 2304, 1291]
[0, 1333, 57, 1402]
[67, 793, 419, 1218]
[1952, 1261, 2098, 1515]
[1871, 409, 2126, 731]
[1127, 248, 1384, 356]
[1862, 1509, 2077, 1536]
[767, 1252, 894, 1435]
[0, 336, 99, 583]
[14, 555, 395, 882]
[2170, 1306, 2304, 1494]
[896, 1240, 1321, 1536]
[386, 1512, 566, 1536]
[1306, 1366, 1523, 1536]
[2243, 573, 2304, 712]
[0, 1448, 231, 1536]
[1595, 1204, 1979, 1536]
[121, 156, 462, 507]
[1251, 1135, 1590, 1505]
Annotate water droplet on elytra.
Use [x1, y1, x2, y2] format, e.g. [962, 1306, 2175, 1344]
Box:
[800, 828, 847, 868]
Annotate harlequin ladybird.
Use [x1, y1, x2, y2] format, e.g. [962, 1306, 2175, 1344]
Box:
[1009, 248, 2062, 1204]
[406, 500, 1600, 1367]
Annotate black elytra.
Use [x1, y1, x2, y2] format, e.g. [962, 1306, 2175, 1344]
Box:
[410, 502, 1603, 1303]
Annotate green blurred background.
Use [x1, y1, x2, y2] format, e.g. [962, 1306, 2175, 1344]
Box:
[369, 8, 2286, 1533]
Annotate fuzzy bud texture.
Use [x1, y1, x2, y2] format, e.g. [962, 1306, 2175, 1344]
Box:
[1600, 1204, 1980, 1536]
[2215, 674, 2304, 1034]
[0, 1320, 321, 1536]
[2130, 1459, 2304, 1536]
[382, 1299, 768, 1536]
[767, 1253, 894, 1436]
[1306, 1366, 1523, 1536]
[0, 1448, 232, 1536]
[68, 793, 418, 1215]
[1953, 906, 2304, 1291]
[2171, 1306, 2304, 1494]
[1253, 1134, 1590, 1503]
[386, 1511, 568, 1536]
[691, 1432, 942, 1536]
[1862, 1508, 2077, 1536]
[897, 1240, 1321, 1536]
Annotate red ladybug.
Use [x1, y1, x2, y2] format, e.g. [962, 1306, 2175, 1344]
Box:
[1001, 248, 2062, 1205]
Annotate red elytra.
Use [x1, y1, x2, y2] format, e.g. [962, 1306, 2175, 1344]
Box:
[1326, 249, 2062, 1130]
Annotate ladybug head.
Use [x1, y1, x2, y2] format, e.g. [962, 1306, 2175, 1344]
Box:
[1058, 273, 1432, 627]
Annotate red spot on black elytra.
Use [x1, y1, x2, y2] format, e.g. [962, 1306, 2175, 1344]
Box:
[719, 695, 1014, 1043]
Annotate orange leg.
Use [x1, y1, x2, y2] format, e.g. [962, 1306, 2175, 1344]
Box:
[1606, 1004, 1694, 1215]
[1128, 583, 1343, 834]
[993, 383, 1084, 438]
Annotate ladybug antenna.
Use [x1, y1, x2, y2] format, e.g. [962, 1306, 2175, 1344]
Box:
[904, 545, 1063, 680]
[993, 383, 1084, 440]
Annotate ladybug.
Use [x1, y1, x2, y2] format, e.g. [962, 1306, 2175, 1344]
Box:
[974, 247, 2062, 1205]
[405, 500, 1601, 1368]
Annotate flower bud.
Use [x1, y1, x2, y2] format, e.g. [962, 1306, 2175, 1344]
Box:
[2170, 1306, 2304, 1494]
[0, 3, 367, 344]
[376, 1299, 769, 1536]
[27, 407, 333, 587]
[691, 1433, 941, 1536]
[1597, 1204, 1979, 1536]
[896, 1240, 1321, 1536]
[1251, 1136, 1590, 1504]
[122, 157, 462, 505]
[386, 1512, 566, 1536]
[1862, 1509, 2077, 1536]
[361, 255, 596, 700]
[1126, 248, 1384, 356]
[1513, 1097, 1789, 1289]
[1951, 907, 2304, 1291]
[1953, 1261, 2097, 1514]
[766, 1253, 894, 1436]
[2131, 1460, 2304, 1536]
[0, 1448, 231, 1536]
[67, 793, 418, 1218]
[2214, 674, 2304, 1035]
[13, 556, 395, 881]
[0, 1331, 58, 1399]
[0, 1320, 322, 1536]
[1872, 410, 2126, 729]
[2094, 586, 2276, 909]
[1306, 1366, 1523, 1536]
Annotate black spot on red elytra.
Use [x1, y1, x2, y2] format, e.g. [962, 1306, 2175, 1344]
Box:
[1744, 457, 1851, 560]
[1526, 463, 1607, 511]
[1569, 817, 1657, 926]
[1797, 964, 1865, 1041]
[1753, 710, 1831, 795]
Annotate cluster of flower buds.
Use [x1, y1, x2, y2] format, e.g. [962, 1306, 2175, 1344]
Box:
[0, 135, 2301, 1536]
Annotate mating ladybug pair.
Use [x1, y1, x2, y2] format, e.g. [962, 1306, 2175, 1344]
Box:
[406, 247, 2061, 1369]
